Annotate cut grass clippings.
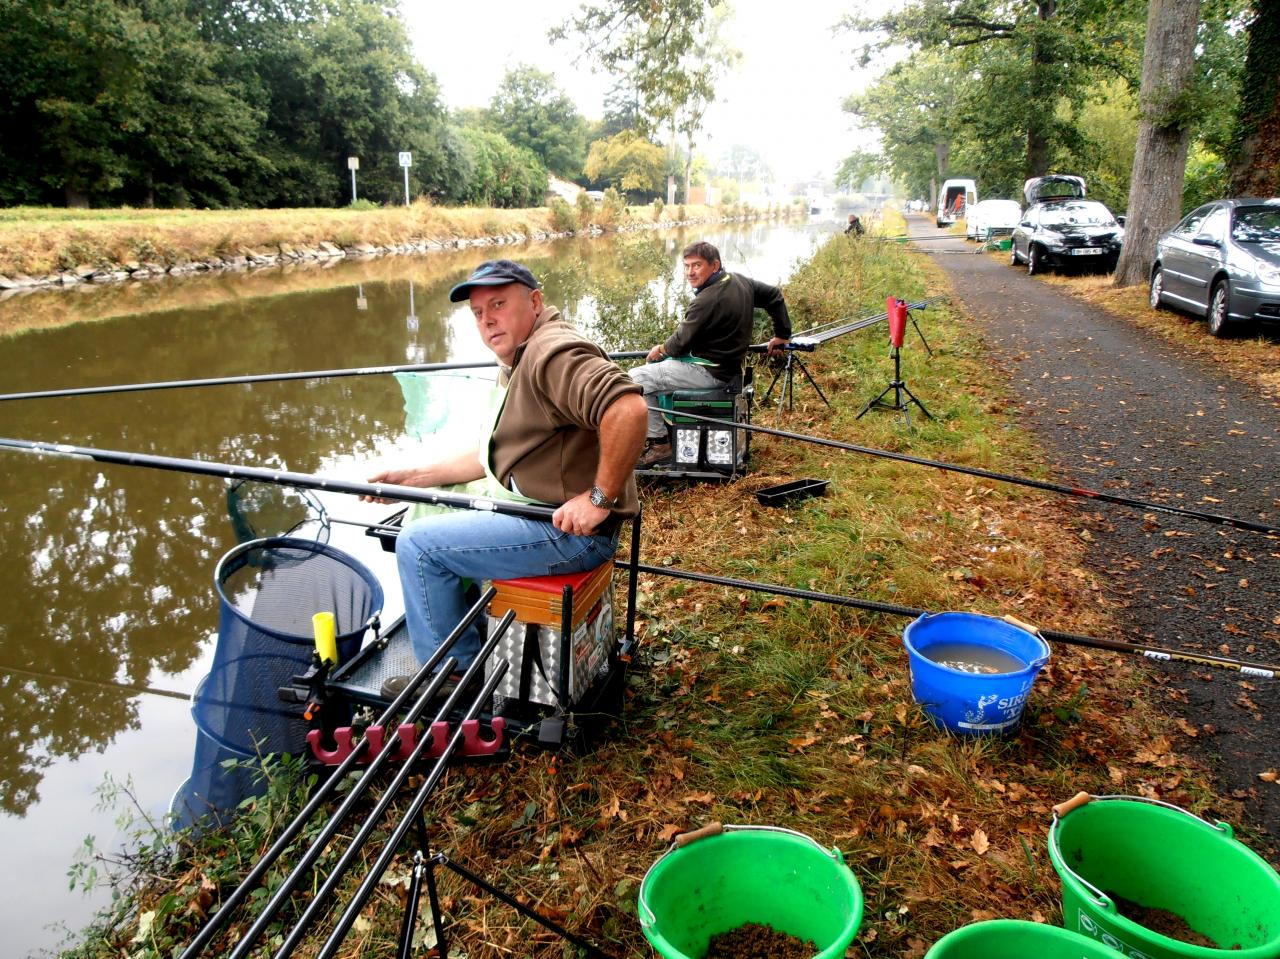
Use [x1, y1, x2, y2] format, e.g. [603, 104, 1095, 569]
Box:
[63, 216, 1230, 959]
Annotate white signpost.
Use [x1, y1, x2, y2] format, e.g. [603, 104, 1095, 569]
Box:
[398, 152, 412, 207]
[347, 156, 359, 204]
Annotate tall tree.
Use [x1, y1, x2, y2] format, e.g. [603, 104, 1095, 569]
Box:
[1113, 0, 1203, 287]
[584, 131, 667, 198]
[842, 50, 968, 208]
[1226, 0, 1280, 196]
[485, 66, 587, 180]
[551, 0, 725, 134]
[841, 0, 1135, 181]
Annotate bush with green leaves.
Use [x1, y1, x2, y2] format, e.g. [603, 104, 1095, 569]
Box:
[576, 189, 596, 228]
[549, 196, 576, 232]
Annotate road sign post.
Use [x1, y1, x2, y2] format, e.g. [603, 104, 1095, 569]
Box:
[347, 156, 359, 204]
[399, 152, 412, 207]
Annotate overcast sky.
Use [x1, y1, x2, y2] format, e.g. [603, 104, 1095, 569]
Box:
[405, 1, 900, 186]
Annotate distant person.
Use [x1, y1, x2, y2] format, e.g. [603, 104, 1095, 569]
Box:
[631, 241, 791, 467]
[845, 213, 864, 236]
[364, 259, 648, 696]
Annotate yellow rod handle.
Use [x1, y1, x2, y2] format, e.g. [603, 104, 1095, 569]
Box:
[313, 611, 338, 665]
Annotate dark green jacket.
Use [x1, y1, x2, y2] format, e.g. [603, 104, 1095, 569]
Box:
[663, 271, 791, 381]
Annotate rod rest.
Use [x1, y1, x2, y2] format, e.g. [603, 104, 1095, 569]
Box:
[306, 717, 505, 765]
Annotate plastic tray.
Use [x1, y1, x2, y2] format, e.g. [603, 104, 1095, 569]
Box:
[755, 479, 829, 507]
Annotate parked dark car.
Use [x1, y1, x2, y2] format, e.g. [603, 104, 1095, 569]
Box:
[1149, 198, 1280, 336]
[1010, 197, 1125, 275]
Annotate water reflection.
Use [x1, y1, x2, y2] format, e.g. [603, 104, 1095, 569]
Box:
[0, 217, 835, 955]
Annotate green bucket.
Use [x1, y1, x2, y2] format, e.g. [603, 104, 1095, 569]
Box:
[1049, 793, 1280, 959]
[926, 919, 1129, 959]
[638, 824, 863, 959]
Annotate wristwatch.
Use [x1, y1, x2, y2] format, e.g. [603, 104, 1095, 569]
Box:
[588, 485, 617, 509]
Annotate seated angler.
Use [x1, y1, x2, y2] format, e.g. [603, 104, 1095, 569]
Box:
[364, 260, 648, 697]
[631, 241, 791, 467]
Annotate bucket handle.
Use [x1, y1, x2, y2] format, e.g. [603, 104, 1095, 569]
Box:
[637, 823, 845, 929]
[1049, 793, 1236, 910]
[1001, 614, 1051, 669]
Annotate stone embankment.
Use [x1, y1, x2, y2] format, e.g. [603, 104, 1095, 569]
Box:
[0, 212, 781, 298]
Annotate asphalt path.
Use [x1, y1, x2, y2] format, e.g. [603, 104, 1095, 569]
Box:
[904, 214, 1279, 855]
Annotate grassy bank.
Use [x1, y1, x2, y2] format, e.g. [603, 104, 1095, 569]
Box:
[64, 223, 1224, 959]
[0, 201, 784, 279]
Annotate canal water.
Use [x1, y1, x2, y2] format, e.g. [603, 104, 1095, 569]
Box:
[0, 217, 838, 955]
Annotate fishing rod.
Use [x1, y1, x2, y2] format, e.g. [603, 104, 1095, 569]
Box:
[669, 411, 1280, 538]
[626, 561, 1279, 678]
[179, 590, 497, 959]
[0, 359, 506, 404]
[0, 349, 647, 405]
[788, 295, 948, 346]
[0, 661, 190, 701]
[0, 437, 558, 522]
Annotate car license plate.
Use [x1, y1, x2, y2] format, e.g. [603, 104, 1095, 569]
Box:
[1070, 248, 1103, 256]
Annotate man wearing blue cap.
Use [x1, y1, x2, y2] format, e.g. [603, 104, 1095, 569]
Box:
[366, 259, 648, 697]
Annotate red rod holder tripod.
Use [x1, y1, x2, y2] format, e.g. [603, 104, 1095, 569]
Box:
[857, 296, 934, 426]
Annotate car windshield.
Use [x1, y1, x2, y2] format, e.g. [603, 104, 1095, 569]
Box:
[1231, 206, 1280, 243]
[1040, 201, 1114, 228]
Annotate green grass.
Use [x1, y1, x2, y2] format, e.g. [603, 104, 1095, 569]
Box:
[58, 220, 1220, 959]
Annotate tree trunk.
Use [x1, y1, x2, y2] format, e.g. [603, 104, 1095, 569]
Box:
[1227, 0, 1280, 197]
[1025, 0, 1057, 178]
[1112, 0, 1202, 288]
[684, 129, 694, 205]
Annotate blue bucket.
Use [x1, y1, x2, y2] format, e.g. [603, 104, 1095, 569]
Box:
[903, 612, 1050, 735]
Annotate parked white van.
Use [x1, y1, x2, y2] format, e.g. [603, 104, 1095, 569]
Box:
[937, 178, 977, 227]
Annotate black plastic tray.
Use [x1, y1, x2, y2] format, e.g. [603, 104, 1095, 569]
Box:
[755, 479, 829, 507]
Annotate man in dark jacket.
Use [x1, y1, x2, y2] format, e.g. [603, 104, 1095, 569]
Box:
[365, 259, 648, 693]
[631, 241, 790, 466]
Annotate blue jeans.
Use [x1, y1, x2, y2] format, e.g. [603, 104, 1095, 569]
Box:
[395, 510, 620, 669]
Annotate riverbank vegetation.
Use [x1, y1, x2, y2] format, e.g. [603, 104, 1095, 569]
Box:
[61, 225, 1230, 959]
[0, 2, 764, 219]
[0, 198, 798, 282]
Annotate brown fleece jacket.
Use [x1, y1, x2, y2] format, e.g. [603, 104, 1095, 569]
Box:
[490, 307, 642, 518]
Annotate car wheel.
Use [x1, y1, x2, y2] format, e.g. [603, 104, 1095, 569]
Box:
[1027, 245, 1041, 276]
[1149, 268, 1166, 310]
[1207, 280, 1232, 337]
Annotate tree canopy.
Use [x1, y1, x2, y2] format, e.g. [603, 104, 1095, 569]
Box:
[484, 66, 588, 181]
[0, 0, 488, 208]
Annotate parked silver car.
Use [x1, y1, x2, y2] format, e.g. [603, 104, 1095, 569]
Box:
[1149, 198, 1280, 336]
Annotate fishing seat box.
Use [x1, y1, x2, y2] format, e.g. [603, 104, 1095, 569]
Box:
[484, 561, 615, 710]
[654, 370, 750, 474]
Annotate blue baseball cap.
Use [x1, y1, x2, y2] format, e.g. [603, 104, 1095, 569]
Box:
[448, 259, 540, 302]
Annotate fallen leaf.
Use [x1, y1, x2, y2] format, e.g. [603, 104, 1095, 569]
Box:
[657, 823, 682, 842]
[971, 829, 990, 855]
[1260, 770, 1278, 783]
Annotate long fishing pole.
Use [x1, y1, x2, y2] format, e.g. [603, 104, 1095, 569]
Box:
[179, 591, 496, 959]
[0, 359, 501, 403]
[0, 661, 190, 701]
[628, 561, 1279, 678]
[0, 438, 558, 522]
[669, 411, 1280, 538]
[772, 295, 948, 345]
